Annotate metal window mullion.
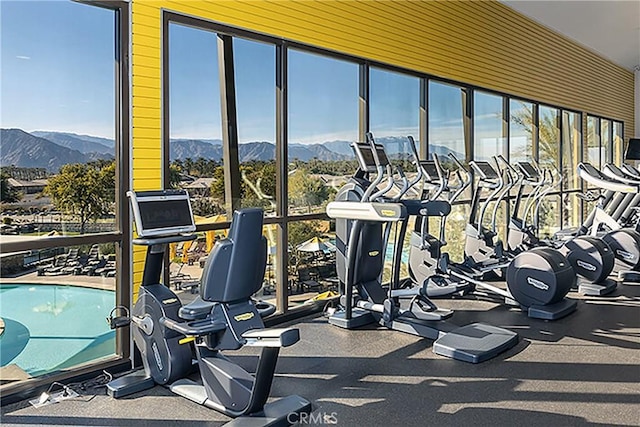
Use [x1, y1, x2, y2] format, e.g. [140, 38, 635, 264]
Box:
[359, 62, 369, 141]
[115, 1, 131, 360]
[464, 88, 473, 163]
[420, 78, 428, 159]
[218, 35, 241, 216]
[558, 110, 565, 229]
[532, 103, 539, 162]
[275, 43, 288, 313]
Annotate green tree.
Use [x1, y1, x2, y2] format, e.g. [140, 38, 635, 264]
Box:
[288, 168, 334, 213]
[0, 172, 21, 203]
[45, 161, 115, 234]
[169, 163, 182, 189]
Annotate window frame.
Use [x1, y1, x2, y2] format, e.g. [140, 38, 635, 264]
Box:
[0, 0, 131, 401]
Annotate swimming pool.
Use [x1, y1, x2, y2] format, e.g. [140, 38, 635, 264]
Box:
[0, 284, 115, 378]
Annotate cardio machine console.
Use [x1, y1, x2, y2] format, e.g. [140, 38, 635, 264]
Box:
[352, 142, 390, 173]
[470, 161, 499, 180]
[624, 138, 640, 161]
[419, 160, 441, 183]
[516, 162, 540, 181]
[128, 190, 196, 238]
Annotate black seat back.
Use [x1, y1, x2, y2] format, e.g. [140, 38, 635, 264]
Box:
[200, 208, 267, 303]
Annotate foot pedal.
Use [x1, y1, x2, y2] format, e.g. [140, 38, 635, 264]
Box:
[433, 323, 518, 363]
[577, 279, 617, 296]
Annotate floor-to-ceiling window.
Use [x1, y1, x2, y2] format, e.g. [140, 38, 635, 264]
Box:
[561, 110, 582, 229]
[287, 49, 358, 308]
[537, 106, 561, 237]
[428, 81, 468, 261]
[0, 0, 128, 388]
[474, 91, 507, 240]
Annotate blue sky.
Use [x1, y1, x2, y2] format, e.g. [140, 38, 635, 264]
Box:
[1, 1, 115, 138]
[1, 0, 473, 150]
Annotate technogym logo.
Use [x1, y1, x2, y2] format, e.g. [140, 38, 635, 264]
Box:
[576, 260, 596, 271]
[527, 276, 549, 291]
[616, 249, 635, 261]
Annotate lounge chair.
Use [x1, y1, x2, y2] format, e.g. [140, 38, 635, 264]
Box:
[37, 248, 80, 276]
[77, 244, 106, 276]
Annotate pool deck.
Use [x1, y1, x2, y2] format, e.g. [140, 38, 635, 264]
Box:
[1, 282, 640, 426]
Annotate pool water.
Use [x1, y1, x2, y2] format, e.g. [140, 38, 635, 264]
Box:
[0, 284, 115, 377]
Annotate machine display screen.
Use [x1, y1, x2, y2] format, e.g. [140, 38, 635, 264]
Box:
[353, 143, 377, 172]
[625, 138, 640, 160]
[129, 190, 196, 237]
[138, 199, 193, 231]
[353, 142, 390, 171]
[473, 161, 499, 179]
[419, 161, 440, 181]
[374, 144, 390, 166]
[517, 162, 539, 180]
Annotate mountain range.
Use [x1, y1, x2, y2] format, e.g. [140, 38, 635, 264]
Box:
[1, 129, 463, 172]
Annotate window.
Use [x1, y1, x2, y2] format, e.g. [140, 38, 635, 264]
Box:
[234, 38, 276, 216]
[287, 49, 358, 216]
[474, 92, 507, 239]
[428, 81, 467, 162]
[601, 118, 611, 164]
[561, 110, 582, 228]
[167, 23, 223, 219]
[0, 0, 126, 385]
[587, 116, 601, 167]
[613, 121, 624, 164]
[370, 67, 420, 156]
[509, 100, 534, 163]
[537, 106, 560, 237]
[287, 219, 336, 309]
[474, 91, 505, 161]
[428, 81, 468, 260]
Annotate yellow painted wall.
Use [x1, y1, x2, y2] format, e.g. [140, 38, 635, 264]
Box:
[129, 0, 635, 289]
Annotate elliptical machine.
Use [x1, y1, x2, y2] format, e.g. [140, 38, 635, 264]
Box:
[502, 158, 617, 296]
[408, 147, 577, 320]
[107, 190, 311, 425]
[326, 134, 518, 364]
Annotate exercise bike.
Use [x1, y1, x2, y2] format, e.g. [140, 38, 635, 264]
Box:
[106, 190, 311, 425]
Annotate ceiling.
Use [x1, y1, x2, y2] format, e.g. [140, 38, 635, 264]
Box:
[502, 1, 640, 72]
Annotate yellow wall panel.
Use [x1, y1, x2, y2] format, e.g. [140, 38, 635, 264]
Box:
[128, 0, 635, 277]
[130, 0, 632, 130]
[132, 53, 161, 70]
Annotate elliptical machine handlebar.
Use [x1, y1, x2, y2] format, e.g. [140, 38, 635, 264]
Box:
[447, 153, 472, 202]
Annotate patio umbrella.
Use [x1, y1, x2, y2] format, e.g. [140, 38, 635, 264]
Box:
[296, 236, 334, 253]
